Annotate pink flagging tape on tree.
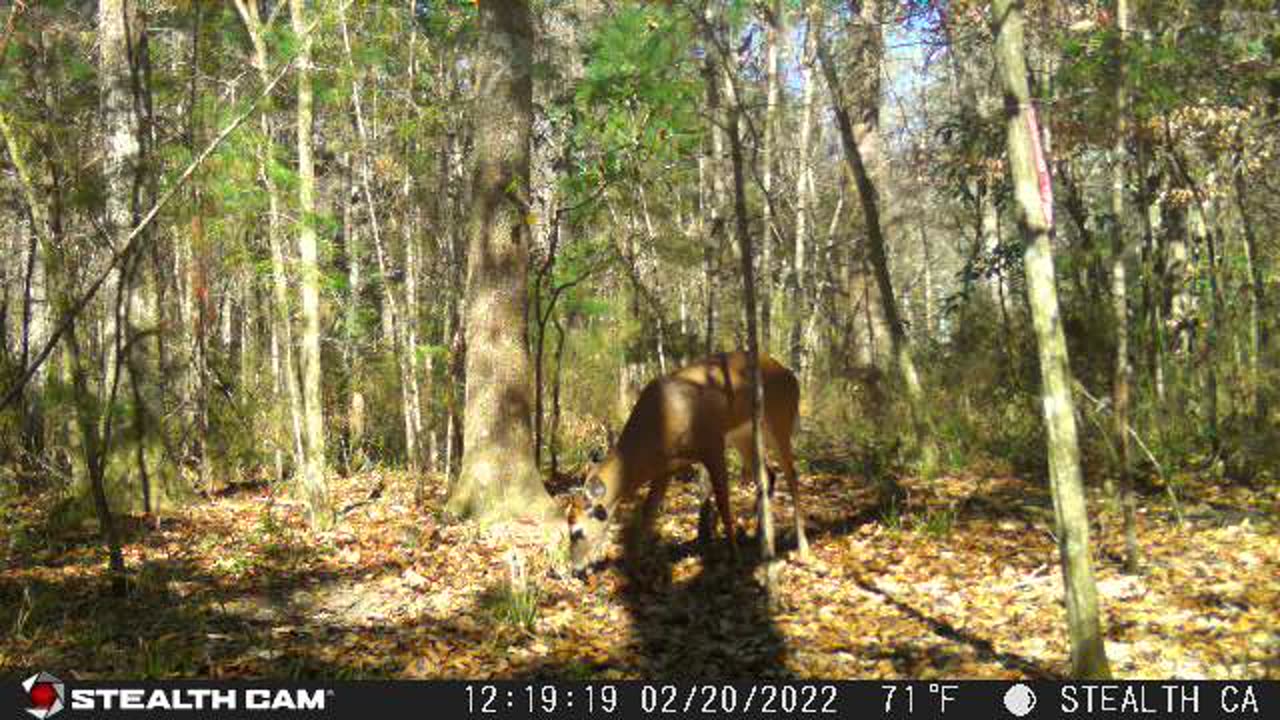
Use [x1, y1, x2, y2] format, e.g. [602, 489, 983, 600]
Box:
[1025, 102, 1055, 229]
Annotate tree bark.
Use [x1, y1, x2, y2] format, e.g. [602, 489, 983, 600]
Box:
[289, 0, 331, 530]
[1109, 0, 1139, 574]
[701, 11, 727, 356]
[759, 0, 781, 354]
[718, 37, 778, 574]
[991, 0, 1111, 680]
[1234, 161, 1267, 420]
[789, 0, 818, 375]
[446, 0, 557, 522]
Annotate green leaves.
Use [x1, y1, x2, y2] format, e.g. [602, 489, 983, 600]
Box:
[575, 3, 702, 181]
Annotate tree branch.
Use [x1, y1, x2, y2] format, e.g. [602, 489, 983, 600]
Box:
[0, 54, 297, 412]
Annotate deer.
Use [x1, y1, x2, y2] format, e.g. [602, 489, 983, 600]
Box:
[566, 351, 807, 575]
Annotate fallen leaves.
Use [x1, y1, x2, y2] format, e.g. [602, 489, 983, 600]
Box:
[2, 466, 1277, 680]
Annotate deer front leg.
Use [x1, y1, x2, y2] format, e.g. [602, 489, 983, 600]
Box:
[702, 451, 737, 562]
[639, 474, 672, 539]
[621, 474, 673, 585]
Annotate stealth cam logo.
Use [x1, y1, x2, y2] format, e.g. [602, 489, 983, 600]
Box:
[22, 672, 65, 719]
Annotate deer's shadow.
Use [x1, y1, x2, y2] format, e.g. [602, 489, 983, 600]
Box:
[614, 511, 795, 679]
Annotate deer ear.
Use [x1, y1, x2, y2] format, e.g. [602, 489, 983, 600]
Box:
[590, 504, 609, 522]
[586, 476, 606, 500]
[589, 447, 604, 464]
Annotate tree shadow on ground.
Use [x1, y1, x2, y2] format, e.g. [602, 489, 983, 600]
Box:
[847, 568, 1061, 679]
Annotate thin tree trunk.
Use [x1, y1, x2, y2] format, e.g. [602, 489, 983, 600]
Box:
[1137, 138, 1167, 406]
[234, 0, 306, 479]
[66, 317, 127, 595]
[340, 9, 423, 495]
[402, 15, 428, 478]
[702, 57, 727, 356]
[759, 0, 781, 354]
[404, 188, 426, 475]
[342, 156, 365, 469]
[817, 6, 936, 471]
[550, 314, 567, 480]
[1233, 161, 1267, 420]
[1109, 0, 1139, 574]
[290, 0, 330, 530]
[789, 0, 817, 374]
[440, 64, 467, 485]
[992, 0, 1111, 679]
[20, 229, 48, 457]
[709, 16, 778, 572]
[921, 226, 934, 337]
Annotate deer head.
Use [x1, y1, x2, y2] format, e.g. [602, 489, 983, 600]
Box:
[567, 470, 610, 575]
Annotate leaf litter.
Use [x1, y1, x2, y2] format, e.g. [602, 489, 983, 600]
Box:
[1, 466, 1276, 679]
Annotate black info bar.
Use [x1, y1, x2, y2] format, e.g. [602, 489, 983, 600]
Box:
[13, 677, 1277, 720]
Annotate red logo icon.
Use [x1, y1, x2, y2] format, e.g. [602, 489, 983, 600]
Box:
[22, 672, 65, 719]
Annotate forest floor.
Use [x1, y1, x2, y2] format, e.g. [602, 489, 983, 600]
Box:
[2, 458, 1278, 679]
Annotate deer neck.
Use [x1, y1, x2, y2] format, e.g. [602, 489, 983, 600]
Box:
[597, 439, 655, 512]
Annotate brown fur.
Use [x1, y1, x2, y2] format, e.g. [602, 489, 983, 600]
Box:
[568, 351, 807, 572]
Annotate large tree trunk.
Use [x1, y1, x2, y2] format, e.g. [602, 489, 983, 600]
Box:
[817, 2, 936, 471]
[446, 0, 557, 522]
[290, 0, 331, 530]
[99, 0, 141, 402]
[991, 0, 1111, 680]
[93, 0, 137, 589]
[100, 0, 156, 514]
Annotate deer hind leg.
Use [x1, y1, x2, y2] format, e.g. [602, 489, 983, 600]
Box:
[696, 471, 717, 548]
[701, 450, 737, 561]
[771, 432, 809, 560]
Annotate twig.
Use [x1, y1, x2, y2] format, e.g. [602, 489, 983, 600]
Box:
[1072, 381, 1183, 524]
